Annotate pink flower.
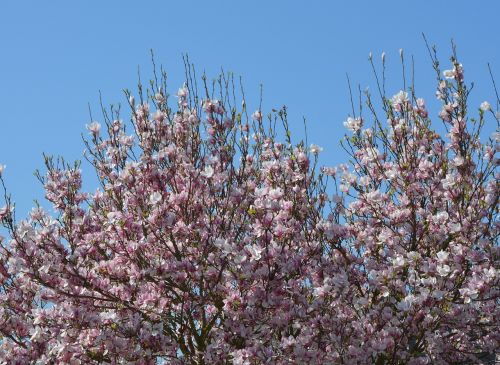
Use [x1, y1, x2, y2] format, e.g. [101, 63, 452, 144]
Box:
[268, 187, 283, 200]
[154, 91, 165, 104]
[86, 122, 101, 136]
[343, 117, 363, 132]
[453, 155, 465, 166]
[321, 166, 336, 177]
[251, 110, 262, 121]
[436, 264, 451, 277]
[245, 244, 262, 261]
[309, 144, 323, 154]
[0, 48, 497, 365]
[391, 90, 409, 111]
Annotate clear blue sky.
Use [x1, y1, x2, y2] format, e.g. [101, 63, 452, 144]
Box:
[1, 0, 499, 219]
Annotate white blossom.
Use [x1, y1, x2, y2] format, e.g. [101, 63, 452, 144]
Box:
[309, 144, 323, 154]
[86, 121, 101, 135]
[392, 255, 406, 267]
[436, 264, 451, 277]
[480, 101, 491, 111]
[443, 70, 455, 79]
[245, 244, 263, 261]
[343, 117, 362, 132]
[436, 251, 449, 262]
[201, 165, 214, 178]
[251, 110, 262, 121]
[149, 192, 162, 205]
[392, 90, 409, 106]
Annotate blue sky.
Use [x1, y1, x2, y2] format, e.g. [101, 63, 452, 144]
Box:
[0, 0, 499, 219]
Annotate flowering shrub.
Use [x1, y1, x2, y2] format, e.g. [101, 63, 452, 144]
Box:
[0, 49, 498, 364]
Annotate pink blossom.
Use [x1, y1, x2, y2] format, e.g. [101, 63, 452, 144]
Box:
[343, 117, 362, 132]
[309, 144, 323, 154]
[392, 90, 409, 111]
[0, 49, 497, 365]
[251, 110, 262, 121]
[86, 121, 101, 136]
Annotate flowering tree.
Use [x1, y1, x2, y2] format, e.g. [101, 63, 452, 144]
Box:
[0, 48, 498, 364]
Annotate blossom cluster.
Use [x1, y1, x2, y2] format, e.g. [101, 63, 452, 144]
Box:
[0, 54, 498, 364]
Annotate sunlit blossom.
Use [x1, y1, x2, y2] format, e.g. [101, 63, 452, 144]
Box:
[309, 144, 323, 154]
[201, 165, 214, 178]
[343, 117, 362, 132]
[251, 110, 262, 121]
[86, 121, 101, 136]
[0, 49, 497, 365]
[480, 101, 491, 111]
